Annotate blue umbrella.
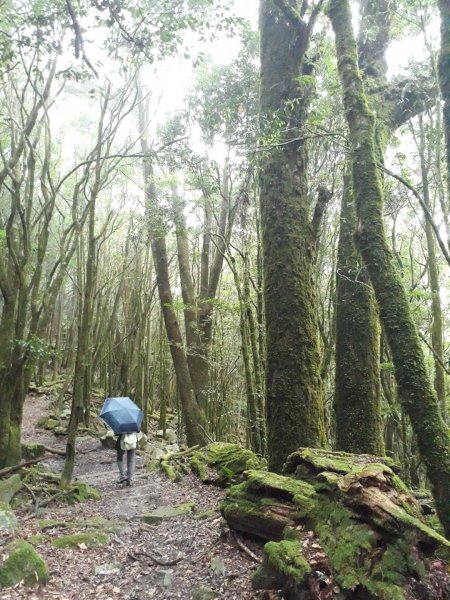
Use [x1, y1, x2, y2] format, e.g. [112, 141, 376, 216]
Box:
[100, 397, 144, 434]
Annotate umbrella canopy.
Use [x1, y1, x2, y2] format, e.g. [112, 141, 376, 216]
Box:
[100, 397, 144, 434]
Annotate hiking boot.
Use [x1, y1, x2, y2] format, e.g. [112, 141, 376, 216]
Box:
[118, 476, 127, 484]
[126, 479, 132, 487]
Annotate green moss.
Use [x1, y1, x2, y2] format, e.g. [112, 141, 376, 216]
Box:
[23, 464, 59, 484]
[0, 540, 49, 587]
[36, 415, 59, 430]
[65, 482, 100, 504]
[188, 443, 266, 486]
[334, 170, 384, 456]
[253, 540, 311, 595]
[246, 470, 317, 521]
[27, 534, 50, 545]
[265, 539, 310, 580]
[206, 443, 266, 484]
[160, 459, 180, 481]
[190, 454, 208, 481]
[52, 532, 108, 548]
[195, 508, 218, 520]
[285, 448, 396, 479]
[223, 461, 449, 599]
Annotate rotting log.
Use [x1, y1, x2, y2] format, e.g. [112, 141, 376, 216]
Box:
[221, 448, 449, 600]
[155, 442, 266, 486]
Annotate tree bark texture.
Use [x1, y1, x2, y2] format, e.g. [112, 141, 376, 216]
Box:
[417, 116, 447, 419]
[137, 83, 208, 447]
[334, 0, 394, 455]
[259, 0, 326, 472]
[438, 0, 450, 200]
[334, 172, 384, 454]
[328, 0, 450, 537]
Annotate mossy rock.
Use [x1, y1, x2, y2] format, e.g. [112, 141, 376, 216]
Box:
[0, 474, 22, 504]
[23, 464, 60, 483]
[0, 540, 49, 587]
[52, 532, 109, 548]
[53, 426, 67, 436]
[141, 501, 196, 525]
[193, 587, 218, 600]
[0, 502, 17, 533]
[42, 417, 59, 430]
[191, 442, 266, 486]
[21, 443, 46, 459]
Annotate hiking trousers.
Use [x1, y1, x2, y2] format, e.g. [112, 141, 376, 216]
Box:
[116, 447, 136, 483]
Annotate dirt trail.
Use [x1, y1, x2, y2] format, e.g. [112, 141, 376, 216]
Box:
[1, 395, 263, 599]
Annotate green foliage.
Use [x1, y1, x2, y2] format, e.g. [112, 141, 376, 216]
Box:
[189, 29, 259, 144]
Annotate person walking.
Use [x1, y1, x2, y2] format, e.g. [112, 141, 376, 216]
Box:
[115, 432, 138, 486]
[99, 396, 144, 487]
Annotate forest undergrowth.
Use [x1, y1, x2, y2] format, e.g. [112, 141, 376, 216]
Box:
[0, 391, 264, 600]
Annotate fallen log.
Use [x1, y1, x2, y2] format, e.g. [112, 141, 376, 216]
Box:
[0, 456, 53, 479]
[221, 448, 450, 600]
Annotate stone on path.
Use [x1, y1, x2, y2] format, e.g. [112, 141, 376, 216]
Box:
[94, 562, 121, 576]
[156, 428, 177, 443]
[193, 586, 218, 599]
[157, 568, 173, 588]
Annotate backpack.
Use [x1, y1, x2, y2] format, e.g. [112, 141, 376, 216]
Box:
[121, 432, 138, 451]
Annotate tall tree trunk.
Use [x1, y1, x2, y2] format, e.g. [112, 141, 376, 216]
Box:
[328, 0, 450, 537]
[334, 171, 383, 454]
[417, 115, 447, 419]
[334, 0, 394, 455]
[259, 0, 326, 471]
[137, 82, 208, 447]
[438, 0, 450, 202]
[61, 201, 96, 486]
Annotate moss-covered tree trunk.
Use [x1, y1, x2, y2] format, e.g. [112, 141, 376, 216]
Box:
[61, 203, 96, 487]
[334, 0, 396, 455]
[334, 171, 383, 454]
[328, 0, 450, 537]
[438, 0, 450, 200]
[417, 115, 447, 419]
[259, 0, 326, 472]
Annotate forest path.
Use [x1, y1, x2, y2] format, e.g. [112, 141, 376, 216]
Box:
[2, 395, 262, 599]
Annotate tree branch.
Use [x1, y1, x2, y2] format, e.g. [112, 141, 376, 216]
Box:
[378, 162, 450, 267]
